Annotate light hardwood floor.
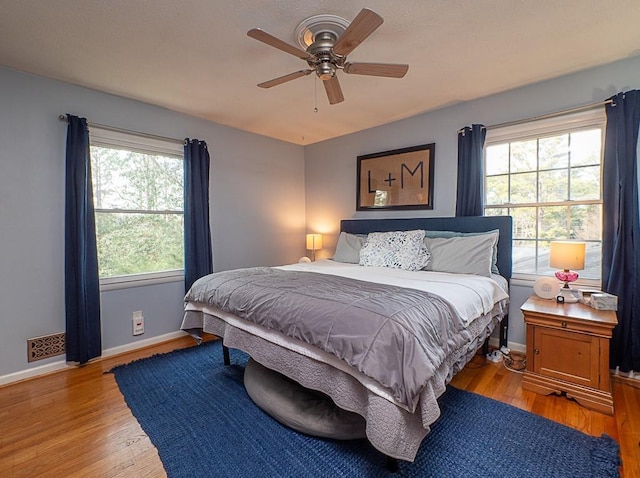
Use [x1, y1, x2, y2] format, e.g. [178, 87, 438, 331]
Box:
[1, 337, 638, 477]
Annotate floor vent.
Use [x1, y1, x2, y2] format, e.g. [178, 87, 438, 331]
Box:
[27, 333, 66, 362]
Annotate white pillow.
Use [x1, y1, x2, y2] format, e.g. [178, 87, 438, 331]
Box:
[425, 229, 500, 274]
[359, 230, 430, 271]
[333, 232, 366, 264]
[423, 232, 498, 277]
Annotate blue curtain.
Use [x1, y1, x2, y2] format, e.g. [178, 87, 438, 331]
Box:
[65, 114, 101, 364]
[184, 139, 213, 293]
[602, 90, 640, 372]
[456, 124, 487, 216]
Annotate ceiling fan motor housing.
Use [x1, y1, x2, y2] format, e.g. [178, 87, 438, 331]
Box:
[307, 31, 342, 80]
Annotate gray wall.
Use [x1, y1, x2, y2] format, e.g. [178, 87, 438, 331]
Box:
[0, 67, 305, 378]
[304, 55, 640, 348]
[3, 55, 639, 378]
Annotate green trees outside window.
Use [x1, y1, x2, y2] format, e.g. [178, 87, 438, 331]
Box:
[91, 145, 184, 278]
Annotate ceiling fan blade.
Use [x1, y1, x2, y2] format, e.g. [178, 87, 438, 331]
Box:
[247, 28, 311, 60]
[343, 62, 409, 78]
[258, 70, 313, 88]
[332, 8, 384, 56]
[323, 76, 344, 105]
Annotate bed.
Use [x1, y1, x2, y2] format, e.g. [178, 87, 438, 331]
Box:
[181, 216, 512, 462]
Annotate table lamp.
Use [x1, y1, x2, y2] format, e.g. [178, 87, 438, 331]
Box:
[549, 241, 586, 303]
[306, 234, 323, 261]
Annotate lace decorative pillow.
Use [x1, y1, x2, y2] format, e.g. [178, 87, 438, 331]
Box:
[359, 230, 430, 271]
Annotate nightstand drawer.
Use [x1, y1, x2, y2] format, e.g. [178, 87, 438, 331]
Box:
[525, 314, 608, 336]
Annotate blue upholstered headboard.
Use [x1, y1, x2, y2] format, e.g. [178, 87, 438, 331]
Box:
[340, 216, 513, 280]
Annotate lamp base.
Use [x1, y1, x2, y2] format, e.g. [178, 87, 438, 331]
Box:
[558, 286, 579, 303]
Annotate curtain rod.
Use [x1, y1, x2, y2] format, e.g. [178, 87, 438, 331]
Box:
[457, 99, 614, 134]
[58, 114, 185, 145]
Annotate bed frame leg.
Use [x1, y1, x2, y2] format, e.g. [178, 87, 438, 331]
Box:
[482, 338, 490, 356]
[222, 345, 230, 366]
[499, 313, 509, 349]
[385, 456, 399, 473]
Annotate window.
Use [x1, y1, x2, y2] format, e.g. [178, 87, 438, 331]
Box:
[483, 109, 605, 281]
[90, 127, 184, 285]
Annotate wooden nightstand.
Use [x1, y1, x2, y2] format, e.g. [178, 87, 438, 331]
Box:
[521, 295, 617, 415]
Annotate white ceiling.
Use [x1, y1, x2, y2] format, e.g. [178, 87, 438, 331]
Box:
[1, 1, 639, 145]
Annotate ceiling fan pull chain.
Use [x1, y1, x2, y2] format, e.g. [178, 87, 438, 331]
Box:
[314, 76, 318, 113]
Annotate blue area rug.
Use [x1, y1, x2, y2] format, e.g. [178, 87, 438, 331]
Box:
[112, 340, 620, 477]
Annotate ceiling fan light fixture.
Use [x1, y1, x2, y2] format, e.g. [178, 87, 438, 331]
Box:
[316, 62, 335, 80]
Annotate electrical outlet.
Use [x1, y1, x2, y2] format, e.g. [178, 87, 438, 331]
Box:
[132, 310, 144, 336]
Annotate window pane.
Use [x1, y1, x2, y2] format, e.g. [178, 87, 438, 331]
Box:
[569, 204, 602, 240]
[512, 239, 537, 274]
[510, 139, 537, 172]
[509, 172, 537, 203]
[95, 212, 184, 278]
[91, 146, 183, 211]
[538, 134, 568, 170]
[485, 144, 509, 175]
[570, 129, 601, 167]
[511, 207, 537, 239]
[582, 242, 602, 280]
[535, 240, 601, 279]
[536, 240, 554, 276]
[539, 206, 568, 240]
[538, 169, 568, 203]
[485, 175, 509, 205]
[570, 166, 600, 200]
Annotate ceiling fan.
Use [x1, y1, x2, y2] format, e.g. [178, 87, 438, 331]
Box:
[247, 8, 409, 105]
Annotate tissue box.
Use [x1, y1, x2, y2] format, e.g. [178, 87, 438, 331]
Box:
[578, 289, 600, 305]
[589, 293, 618, 311]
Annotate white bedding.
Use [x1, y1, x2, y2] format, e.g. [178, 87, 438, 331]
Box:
[277, 259, 508, 326]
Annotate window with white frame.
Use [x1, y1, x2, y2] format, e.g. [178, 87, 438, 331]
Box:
[483, 109, 605, 282]
[89, 127, 184, 284]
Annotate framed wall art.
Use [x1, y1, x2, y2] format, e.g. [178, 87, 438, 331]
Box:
[356, 143, 435, 211]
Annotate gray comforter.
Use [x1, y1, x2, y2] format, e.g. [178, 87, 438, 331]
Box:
[185, 267, 471, 411]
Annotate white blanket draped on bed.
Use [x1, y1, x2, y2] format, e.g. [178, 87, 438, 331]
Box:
[277, 260, 508, 325]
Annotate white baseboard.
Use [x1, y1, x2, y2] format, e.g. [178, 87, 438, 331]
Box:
[100, 331, 189, 358]
[0, 359, 71, 387]
[488, 337, 526, 353]
[612, 367, 640, 382]
[0, 330, 189, 387]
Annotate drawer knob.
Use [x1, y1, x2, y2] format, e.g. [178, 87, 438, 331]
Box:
[561, 321, 567, 328]
[534, 349, 540, 355]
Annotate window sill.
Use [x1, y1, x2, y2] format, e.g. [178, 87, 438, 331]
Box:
[510, 274, 601, 290]
[100, 270, 184, 292]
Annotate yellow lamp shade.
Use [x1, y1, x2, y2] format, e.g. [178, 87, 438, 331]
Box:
[306, 234, 323, 251]
[549, 241, 586, 271]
